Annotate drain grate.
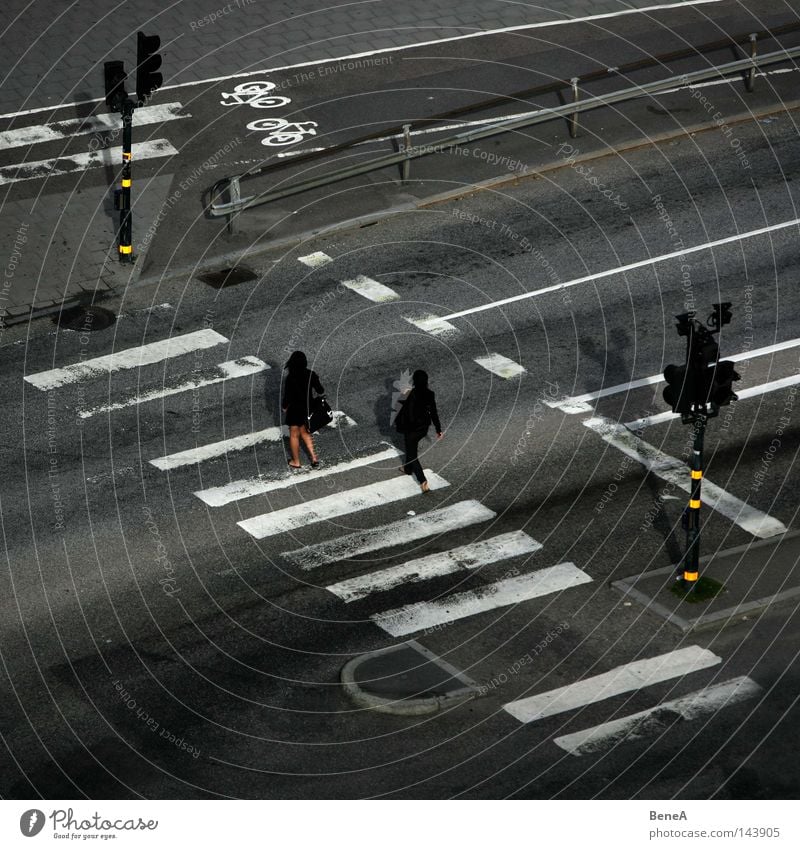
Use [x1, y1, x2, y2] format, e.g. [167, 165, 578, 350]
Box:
[198, 267, 258, 289]
[55, 305, 117, 331]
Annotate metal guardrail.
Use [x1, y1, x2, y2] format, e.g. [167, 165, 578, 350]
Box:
[208, 41, 800, 220]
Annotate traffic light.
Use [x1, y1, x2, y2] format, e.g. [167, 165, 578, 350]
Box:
[708, 360, 740, 409]
[135, 32, 162, 105]
[104, 61, 127, 112]
[663, 364, 696, 414]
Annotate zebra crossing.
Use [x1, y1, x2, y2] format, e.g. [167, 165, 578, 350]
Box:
[1, 102, 187, 186]
[25, 325, 764, 758]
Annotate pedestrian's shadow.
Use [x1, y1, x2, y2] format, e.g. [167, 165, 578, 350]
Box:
[264, 367, 286, 428]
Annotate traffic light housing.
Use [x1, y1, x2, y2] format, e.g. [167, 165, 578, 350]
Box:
[104, 61, 127, 112]
[708, 360, 740, 409]
[663, 364, 696, 414]
[135, 32, 162, 105]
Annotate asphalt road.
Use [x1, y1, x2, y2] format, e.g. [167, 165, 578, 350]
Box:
[1, 2, 799, 801]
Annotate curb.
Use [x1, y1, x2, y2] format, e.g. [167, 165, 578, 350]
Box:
[612, 530, 800, 633]
[341, 640, 478, 717]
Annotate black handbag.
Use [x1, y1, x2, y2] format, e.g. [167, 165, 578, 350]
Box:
[307, 395, 333, 433]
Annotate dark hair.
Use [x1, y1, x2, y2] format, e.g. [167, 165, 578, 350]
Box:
[286, 350, 308, 372]
[412, 369, 428, 391]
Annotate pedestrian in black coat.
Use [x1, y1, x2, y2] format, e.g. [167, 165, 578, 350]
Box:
[395, 369, 443, 492]
[282, 351, 323, 469]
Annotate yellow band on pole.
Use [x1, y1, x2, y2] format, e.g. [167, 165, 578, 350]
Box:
[691, 470, 703, 479]
[119, 244, 132, 254]
[121, 178, 131, 187]
[689, 499, 701, 509]
[123, 152, 132, 161]
[683, 571, 699, 582]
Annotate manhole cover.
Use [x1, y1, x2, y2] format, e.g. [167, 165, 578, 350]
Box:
[198, 267, 258, 289]
[55, 305, 117, 331]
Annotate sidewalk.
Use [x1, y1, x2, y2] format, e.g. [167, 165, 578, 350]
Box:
[613, 531, 800, 632]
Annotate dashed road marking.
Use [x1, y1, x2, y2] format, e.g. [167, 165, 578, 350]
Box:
[475, 353, 526, 379]
[404, 314, 460, 337]
[282, 499, 496, 570]
[1, 139, 179, 186]
[554, 676, 763, 755]
[298, 252, 333, 268]
[78, 357, 268, 419]
[373, 562, 591, 637]
[24, 329, 228, 390]
[195, 444, 397, 505]
[583, 415, 788, 538]
[327, 530, 542, 602]
[504, 645, 721, 723]
[341, 275, 400, 302]
[238, 471, 449, 538]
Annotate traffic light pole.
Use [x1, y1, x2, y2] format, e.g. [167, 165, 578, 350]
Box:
[682, 413, 706, 588]
[118, 99, 134, 263]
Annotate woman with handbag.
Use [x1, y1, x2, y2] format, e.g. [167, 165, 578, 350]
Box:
[282, 350, 323, 469]
[395, 369, 444, 493]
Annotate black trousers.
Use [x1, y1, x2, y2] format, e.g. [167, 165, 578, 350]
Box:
[402, 428, 428, 484]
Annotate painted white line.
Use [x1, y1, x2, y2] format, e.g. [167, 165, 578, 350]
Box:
[440, 216, 800, 323]
[340, 275, 400, 303]
[298, 251, 333, 268]
[238, 471, 449, 538]
[0, 104, 189, 150]
[24, 329, 228, 390]
[504, 645, 720, 723]
[151, 410, 356, 472]
[626, 374, 800, 431]
[1, 2, 722, 121]
[0, 139, 179, 186]
[554, 676, 762, 755]
[405, 314, 460, 337]
[283, 499, 496, 570]
[475, 353, 526, 379]
[78, 356, 268, 419]
[195, 445, 399, 505]
[584, 415, 787, 538]
[374, 562, 592, 637]
[548, 337, 800, 413]
[328, 530, 542, 602]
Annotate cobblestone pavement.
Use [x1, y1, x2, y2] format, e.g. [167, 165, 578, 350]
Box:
[1, 0, 708, 114]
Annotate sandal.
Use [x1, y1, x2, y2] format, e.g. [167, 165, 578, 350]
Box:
[287, 460, 302, 470]
[311, 459, 320, 469]
[420, 481, 430, 493]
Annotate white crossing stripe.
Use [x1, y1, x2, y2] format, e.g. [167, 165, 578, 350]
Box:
[548, 336, 800, 413]
[239, 471, 449, 538]
[504, 645, 721, 724]
[553, 676, 763, 756]
[0, 103, 190, 150]
[340, 275, 400, 302]
[327, 530, 542, 602]
[150, 411, 357, 472]
[24, 329, 228, 390]
[283, 500, 496, 570]
[584, 415, 787, 538]
[0, 139, 180, 186]
[474, 354, 526, 379]
[195, 445, 398, 505]
[405, 314, 460, 337]
[373, 562, 591, 637]
[298, 252, 333, 268]
[626, 374, 800, 431]
[78, 356, 268, 419]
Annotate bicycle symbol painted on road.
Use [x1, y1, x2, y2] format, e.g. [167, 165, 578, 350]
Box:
[220, 81, 291, 109]
[246, 118, 318, 146]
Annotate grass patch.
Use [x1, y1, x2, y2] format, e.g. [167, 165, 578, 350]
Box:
[670, 575, 725, 603]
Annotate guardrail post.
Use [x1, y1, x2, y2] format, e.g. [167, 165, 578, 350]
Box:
[570, 78, 580, 138]
[746, 33, 758, 92]
[227, 176, 241, 235]
[401, 124, 412, 181]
